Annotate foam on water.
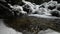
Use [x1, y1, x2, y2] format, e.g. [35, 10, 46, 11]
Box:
[1, 0, 60, 34]
[9, 0, 60, 17]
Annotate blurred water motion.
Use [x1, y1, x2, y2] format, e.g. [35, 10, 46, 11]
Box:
[0, 0, 60, 34]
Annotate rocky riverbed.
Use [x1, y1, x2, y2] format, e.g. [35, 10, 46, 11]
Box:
[0, 19, 60, 34]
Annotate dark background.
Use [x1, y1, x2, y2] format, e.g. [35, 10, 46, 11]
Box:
[6, 0, 50, 5]
[6, 0, 60, 5]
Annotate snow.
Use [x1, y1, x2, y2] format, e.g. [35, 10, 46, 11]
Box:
[0, 19, 22, 34]
[38, 29, 60, 34]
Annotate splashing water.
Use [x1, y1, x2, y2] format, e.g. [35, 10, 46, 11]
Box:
[8, 0, 60, 17]
[5, 0, 60, 34]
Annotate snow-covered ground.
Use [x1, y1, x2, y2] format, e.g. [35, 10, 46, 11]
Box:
[0, 19, 60, 34]
[38, 29, 60, 34]
[0, 19, 22, 34]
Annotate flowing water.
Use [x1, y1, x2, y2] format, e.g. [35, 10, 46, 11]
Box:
[0, 19, 60, 34]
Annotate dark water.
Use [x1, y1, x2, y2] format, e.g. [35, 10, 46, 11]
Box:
[0, 19, 60, 34]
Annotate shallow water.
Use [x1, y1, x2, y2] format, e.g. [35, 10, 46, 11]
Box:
[0, 19, 60, 34]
